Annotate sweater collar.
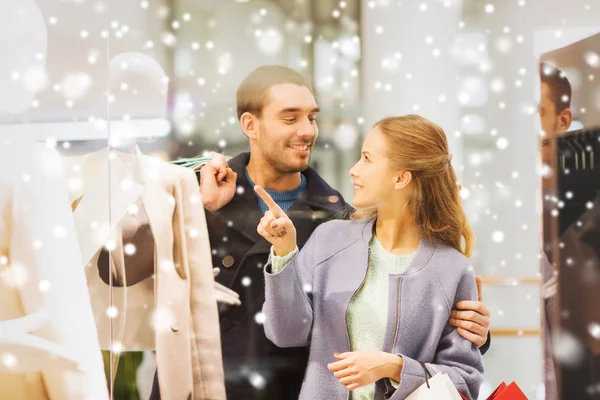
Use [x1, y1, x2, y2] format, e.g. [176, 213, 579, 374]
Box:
[359, 218, 435, 275]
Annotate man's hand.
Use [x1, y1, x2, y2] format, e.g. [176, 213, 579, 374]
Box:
[254, 185, 297, 257]
[449, 276, 491, 348]
[199, 151, 237, 213]
[327, 351, 403, 391]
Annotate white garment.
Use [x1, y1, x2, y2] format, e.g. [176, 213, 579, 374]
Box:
[64, 148, 156, 351]
[0, 139, 108, 400]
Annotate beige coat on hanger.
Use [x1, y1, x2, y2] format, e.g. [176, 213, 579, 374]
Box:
[64, 147, 225, 400]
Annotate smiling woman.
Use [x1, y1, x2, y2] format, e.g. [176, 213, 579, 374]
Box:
[350, 115, 474, 258]
[259, 114, 484, 400]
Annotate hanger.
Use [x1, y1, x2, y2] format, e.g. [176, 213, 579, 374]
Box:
[582, 131, 595, 169]
[563, 140, 580, 171]
[572, 138, 587, 170]
[594, 129, 600, 165]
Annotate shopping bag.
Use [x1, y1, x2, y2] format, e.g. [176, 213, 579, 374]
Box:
[405, 363, 463, 400]
[486, 381, 528, 400]
[486, 382, 508, 399]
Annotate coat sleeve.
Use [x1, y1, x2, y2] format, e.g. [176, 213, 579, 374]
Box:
[479, 332, 491, 355]
[262, 225, 321, 348]
[383, 269, 485, 400]
[176, 168, 226, 399]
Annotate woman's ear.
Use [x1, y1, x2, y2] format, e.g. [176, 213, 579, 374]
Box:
[394, 171, 412, 189]
[240, 112, 258, 139]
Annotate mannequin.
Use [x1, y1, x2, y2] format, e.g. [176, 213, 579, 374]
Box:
[0, 2, 108, 397]
[0, 139, 109, 400]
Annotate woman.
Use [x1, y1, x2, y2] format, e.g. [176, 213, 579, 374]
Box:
[255, 115, 484, 399]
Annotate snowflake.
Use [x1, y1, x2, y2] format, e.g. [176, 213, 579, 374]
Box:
[254, 312, 265, 324]
[249, 372, 266, 389]
[1, 353, 17, 370]
[553, 331, 585, 367]
[492, 231, 504, 243]
[106, 306, 119, 318]
[39, 280, 51, 292]
[588, 323, 600, 339]
[52, 225, 67, 239]
[124, 243, 136, 255]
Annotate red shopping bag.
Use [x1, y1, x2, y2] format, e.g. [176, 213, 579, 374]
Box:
[486, 382, 528, 399]
[458, 382, 527, 400]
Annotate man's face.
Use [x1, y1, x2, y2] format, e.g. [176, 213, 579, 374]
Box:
[539, 82, 572, 165]
[255, 83, 320, 173]
[539, 82, 560, 140]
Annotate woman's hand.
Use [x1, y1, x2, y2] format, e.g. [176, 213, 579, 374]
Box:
[327, 351, 403, 391]
[254, 185, 297, 257]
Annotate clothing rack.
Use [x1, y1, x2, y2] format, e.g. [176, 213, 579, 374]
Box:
[549, 127, 600, 398]
[555, 128, 600, 235]
[556, 128, 600, 172]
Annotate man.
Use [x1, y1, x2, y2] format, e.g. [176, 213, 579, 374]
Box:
[539, 62, 573, 167]
[538, 63, 572, 400]
[180, 65, 491, 399]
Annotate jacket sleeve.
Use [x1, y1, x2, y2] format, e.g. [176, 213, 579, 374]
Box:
[176, 169, 226, 399]
[479, 332, 491, 355]
[384, 269, 485, 400]
[262, 226, 320, 348]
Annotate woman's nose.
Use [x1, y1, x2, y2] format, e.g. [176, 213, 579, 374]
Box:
[349, 163, 358, 177]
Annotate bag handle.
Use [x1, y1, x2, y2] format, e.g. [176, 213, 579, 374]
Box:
[419, 361, 433, 389]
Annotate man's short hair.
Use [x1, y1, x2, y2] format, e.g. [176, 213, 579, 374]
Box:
[236, 65, 314, 120]
[540, 62, 572, 114]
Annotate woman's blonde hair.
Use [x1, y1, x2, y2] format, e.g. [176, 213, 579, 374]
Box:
[351, 115, 475, 258]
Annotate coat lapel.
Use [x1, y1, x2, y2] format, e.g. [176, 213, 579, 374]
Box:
[135, 147, 180, 277]
[66, 148, 144, 266]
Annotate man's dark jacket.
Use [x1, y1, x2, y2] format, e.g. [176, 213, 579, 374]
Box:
[205, 152, 350, 399]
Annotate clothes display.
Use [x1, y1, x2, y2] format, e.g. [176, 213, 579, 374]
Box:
[544, 128, 600, 399]
[0, 140, 109, 400]
[63, 147, 226, 400]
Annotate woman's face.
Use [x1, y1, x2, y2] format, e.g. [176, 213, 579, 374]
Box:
[349, 127, 400, 209]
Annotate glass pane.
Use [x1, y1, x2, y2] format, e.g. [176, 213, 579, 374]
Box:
[0, 0, 110, 398]
[540, 31, 600, 399]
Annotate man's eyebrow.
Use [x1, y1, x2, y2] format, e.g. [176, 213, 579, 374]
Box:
[278, 107, 321, 114]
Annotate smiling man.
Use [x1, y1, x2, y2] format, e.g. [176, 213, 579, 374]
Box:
[181, 65, 351, 400]
[159, 66, 491, 400]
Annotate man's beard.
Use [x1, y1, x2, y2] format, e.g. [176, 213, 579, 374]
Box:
[264, 148, 311, 174]
[257, 125, 312, 174]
